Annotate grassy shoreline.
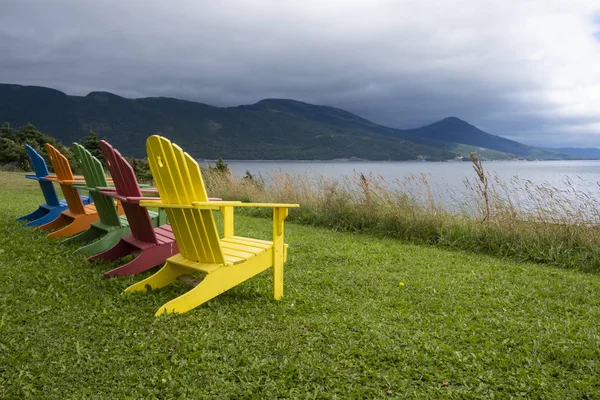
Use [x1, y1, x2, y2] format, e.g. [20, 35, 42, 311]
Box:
[202, 159, 600, 273]
[1, 170, 600, 398]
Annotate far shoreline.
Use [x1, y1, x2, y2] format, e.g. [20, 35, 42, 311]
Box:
[200, 158, 600, 163]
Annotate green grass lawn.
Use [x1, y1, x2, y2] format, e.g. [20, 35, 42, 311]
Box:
[1, 170, 599, 399]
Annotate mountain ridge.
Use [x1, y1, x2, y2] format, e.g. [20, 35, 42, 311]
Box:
[0, 83, 573, 161]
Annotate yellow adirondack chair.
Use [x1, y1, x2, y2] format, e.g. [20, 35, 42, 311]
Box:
[124, 135, 299, 316]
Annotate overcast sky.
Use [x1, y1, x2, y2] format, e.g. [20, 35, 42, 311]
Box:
[2, 0, 600, 147]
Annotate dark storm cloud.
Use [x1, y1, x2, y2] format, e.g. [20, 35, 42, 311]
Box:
[1, 0, 600, 147]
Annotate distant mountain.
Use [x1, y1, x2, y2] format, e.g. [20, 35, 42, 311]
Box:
[552, 147, 600, 159]
[396, 117, 566, 160]
[0, 83, 570, 161]
[242, 99, 567, 160]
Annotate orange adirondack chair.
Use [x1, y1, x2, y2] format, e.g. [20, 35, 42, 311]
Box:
[37, 143, 121, 238]
[124, 135, 299, 316]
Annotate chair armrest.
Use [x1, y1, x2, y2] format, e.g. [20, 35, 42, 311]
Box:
[126, 195, 169, 204]
[98, 189, 128, 202]
[80, 184, 117, 192]
[139, 198, 224, 208]
[58, 177, 87, 182]
[94, 187, 157, 195]
[139, 200, 195, 209]
[192, 201, 299, 209]
[98, 189, 165, 204]
[103, 184, 150, 189]
[136, 188, 199, 194]
[72, 183, 91, 190]
[129, 196, 160, 202]
[55, 175, 85, 181]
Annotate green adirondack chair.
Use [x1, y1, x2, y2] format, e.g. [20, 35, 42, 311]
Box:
[61, 143, 159, 255]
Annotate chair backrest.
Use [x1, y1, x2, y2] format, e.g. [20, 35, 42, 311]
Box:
[45, 143, 86, 214]
[99, 140, 158, 244]
[25, 144, 60, 207]
[146, 135, 224, 264]
[25, 144, 50, 177]
[72, 143, 121, 226]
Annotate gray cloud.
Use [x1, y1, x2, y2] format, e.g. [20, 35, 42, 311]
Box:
[2, 0, 600, 147]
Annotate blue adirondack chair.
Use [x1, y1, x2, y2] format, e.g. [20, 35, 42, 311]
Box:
[16, 144, 91, 227]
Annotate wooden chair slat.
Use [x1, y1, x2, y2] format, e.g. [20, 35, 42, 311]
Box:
[99, 140, 157, 244]
[89, 140, 178, 278]
[72, 143, 121, 227]
[45, 143, 85, 214]
[25, 144, 60, 207]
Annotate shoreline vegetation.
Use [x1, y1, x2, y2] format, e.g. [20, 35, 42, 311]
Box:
[203, 157, 599, 162]
[203, 153, 600, 273]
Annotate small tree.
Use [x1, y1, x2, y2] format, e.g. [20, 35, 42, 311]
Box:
[0, 137, 27, 170]
[1, 122, 13, 138]
[0, 123, 56, 171]
[14, 123, 54, 148]
[0, 122, 79, 173]
[214, 157, 230, 174]
[80, 131, 105, 165]
[129, 157, 153, 183]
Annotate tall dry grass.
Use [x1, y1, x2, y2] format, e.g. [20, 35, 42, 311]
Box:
[201, 159, 600, 272]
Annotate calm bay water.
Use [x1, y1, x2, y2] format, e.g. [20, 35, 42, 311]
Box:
[202, 159, 600, 209]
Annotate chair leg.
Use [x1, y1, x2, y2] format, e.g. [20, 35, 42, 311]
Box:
[25, 207, 64, 227]
[37, 213, 71, 232]
[88, 240, 133, 263]
[16, 206, 47, 222]
[154, 258, 273, 316]
[154, 270, 225, 316]
[46, 215, 94, 239]
[272, 208, 287, 300]
[123, 261, 186, 294]
[103, 245, 171, 278]
[73, 229, 128, 256]
[273, 267, 283, 300]
[273, 245, 285, 301]
[61, 225, 103, 246]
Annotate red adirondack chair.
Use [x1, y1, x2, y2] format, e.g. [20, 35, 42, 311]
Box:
[89, 140, 178, 277]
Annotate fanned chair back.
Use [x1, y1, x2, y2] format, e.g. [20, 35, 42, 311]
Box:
[25, 144, 60, 207]
[45, 143, 86, 214]
[146, 135, 224, 264]
[99, 140, 158, 244]
[71, 143, 121, 226]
